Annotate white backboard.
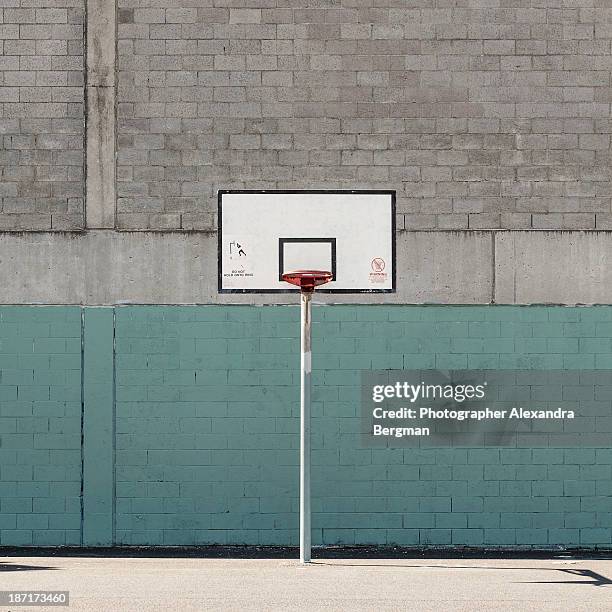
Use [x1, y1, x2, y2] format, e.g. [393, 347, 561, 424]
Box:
[218, 190, 396, 293]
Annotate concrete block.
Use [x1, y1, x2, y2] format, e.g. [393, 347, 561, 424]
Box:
[86, 86, 115, 228]
[495, 232, 612, 304]
[87, 0, 115, 87]
[82, 308, 114, 545]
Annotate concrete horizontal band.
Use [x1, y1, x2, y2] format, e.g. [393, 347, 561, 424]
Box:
[0, 230, 610, 305]
[495, 232, 612, 305]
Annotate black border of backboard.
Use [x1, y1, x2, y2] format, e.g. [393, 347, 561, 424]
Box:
[218, 189, 396, 294]
[278, 238, 337, 282]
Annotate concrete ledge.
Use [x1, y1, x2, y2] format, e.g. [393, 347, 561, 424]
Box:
[495, 231, 612, 305]
[0, 231, 493, 305]
[2, 230, 612, 305]
[0, 232, 212, 305]
[398, 230, 492, 304]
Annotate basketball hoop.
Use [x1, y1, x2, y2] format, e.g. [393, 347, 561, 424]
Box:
[282, 270, 332, 564]
[281, 270, 333, 293]
[218, 191, 395, 561]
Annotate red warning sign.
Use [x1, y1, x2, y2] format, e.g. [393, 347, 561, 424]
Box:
[371, 258, 386, 273]
[369, 257, 387, 284]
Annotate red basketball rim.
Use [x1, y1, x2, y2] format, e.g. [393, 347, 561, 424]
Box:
[282, 270, 333, 292]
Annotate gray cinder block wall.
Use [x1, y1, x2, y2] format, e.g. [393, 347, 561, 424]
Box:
[0, 1, 84, 230]
[2, 2, 612, 233]
[114, 2, 612, 232]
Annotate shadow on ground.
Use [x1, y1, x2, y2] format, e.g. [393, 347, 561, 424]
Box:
[0, 561, 58, 572]
[520, 567, 612, 587]
[313, 561, 612, 588]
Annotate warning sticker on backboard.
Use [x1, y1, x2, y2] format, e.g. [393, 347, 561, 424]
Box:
[224, 236, 254, 280]
[369, 257, 388, 284]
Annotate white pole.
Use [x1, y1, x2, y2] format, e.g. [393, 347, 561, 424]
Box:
[300, 290, 312, 564]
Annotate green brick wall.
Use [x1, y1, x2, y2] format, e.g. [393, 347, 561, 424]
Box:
[1, 305, 611, 548]
[0, 307, 82, 546]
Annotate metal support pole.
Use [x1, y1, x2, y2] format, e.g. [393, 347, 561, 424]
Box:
[300, 290, 312, 564]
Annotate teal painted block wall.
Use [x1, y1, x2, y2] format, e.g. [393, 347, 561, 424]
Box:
[0, 307, 82, 546]
[1, 305, 611, 547]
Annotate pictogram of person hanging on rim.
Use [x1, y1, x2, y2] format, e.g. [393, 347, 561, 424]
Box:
[229, 241, 247, 257]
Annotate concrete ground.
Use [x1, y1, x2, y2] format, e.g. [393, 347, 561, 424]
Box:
[0, 556, 611, 611]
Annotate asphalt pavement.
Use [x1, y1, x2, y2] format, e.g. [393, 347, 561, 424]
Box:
[0, 555, 611, 611]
